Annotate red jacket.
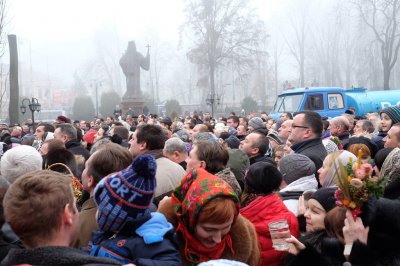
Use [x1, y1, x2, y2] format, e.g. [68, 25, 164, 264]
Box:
[240, 193, 299, 266]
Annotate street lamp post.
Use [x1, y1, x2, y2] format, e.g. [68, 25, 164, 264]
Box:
[206, 92, 220, 118]
[20, 97, 41, 130]
[114, 105, 122, 120]
[90, 81, 101, 117]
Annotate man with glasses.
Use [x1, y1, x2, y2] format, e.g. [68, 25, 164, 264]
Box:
[288, 111, 327, 186]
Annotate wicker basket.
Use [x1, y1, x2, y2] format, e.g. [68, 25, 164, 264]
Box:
[47, 163, 83, 200]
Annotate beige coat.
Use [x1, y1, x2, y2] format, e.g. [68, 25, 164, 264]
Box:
[73, 197, 98, 248]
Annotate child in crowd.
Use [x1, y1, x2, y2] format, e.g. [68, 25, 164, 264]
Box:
[85, 154, 182, 265]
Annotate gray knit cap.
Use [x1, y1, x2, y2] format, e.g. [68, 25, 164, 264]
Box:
[279, 154, 316, 185]
[248, 117, 264, 130]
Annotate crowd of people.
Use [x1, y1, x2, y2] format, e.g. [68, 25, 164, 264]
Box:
[0, 106, 399, 265]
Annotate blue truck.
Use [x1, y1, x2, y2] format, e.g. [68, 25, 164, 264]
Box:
[269, 87, 400, 119]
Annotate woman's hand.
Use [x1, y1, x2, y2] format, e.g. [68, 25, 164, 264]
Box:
[285, 235, 306, 255]
[157, 196, 171, 212]
[297, 195, 306, 216]
[343, 210, 369, 245]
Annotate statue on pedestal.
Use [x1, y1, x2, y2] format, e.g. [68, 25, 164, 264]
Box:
[119, 41, 150, 98]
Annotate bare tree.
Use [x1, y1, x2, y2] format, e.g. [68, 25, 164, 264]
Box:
[353, 0, 400, 90]
[181, 0, 267, 114]
[283, 0, 312, 87]
[0, 64, 8, 115]
[0, 0, 8, 59]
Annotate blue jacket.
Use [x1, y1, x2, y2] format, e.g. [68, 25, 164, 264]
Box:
[86, 212, 182, 266]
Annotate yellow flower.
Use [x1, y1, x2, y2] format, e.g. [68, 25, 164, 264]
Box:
[349, 201, 357, 209]
[369, 176, 379, 183]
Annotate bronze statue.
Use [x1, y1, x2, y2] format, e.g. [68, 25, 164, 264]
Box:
[120, 41, 150, 98]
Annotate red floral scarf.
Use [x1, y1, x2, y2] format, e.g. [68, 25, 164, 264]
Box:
[171, 168, 239, 264]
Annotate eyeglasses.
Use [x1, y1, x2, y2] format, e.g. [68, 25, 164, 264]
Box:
[291, 124, 309, 129]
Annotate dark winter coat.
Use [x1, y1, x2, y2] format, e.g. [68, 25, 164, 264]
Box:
[0, 246, 121, 266]
[0, 224, 23, 262]
[249, 154, 276, 166]
[65, 139, 90, 161]
[291, 138, 327, 185]
[372, 131, 387, 150]
[349, 198, 400, 266]
[86, 213, 182, 266]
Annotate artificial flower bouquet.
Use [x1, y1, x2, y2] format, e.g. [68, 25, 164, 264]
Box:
[335, 150, 388, 217]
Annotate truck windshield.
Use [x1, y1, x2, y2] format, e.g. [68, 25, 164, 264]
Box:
[272, 94, 303, 113]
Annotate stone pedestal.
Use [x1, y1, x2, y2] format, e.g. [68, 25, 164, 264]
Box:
[121, 96, 144, 116]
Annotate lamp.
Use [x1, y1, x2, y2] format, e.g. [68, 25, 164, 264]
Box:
[20, 97, 41, 130]
[206, 92, 221, 118]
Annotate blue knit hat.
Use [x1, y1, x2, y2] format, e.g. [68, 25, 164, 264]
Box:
[380, 106, 400, 124]
[94, 154, 157, 232]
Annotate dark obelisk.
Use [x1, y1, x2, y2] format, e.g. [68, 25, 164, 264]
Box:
[8, 35, 19, 125]
[119, 41, 150, 115]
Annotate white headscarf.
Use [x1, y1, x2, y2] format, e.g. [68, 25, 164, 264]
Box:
[322, 150, 357, 188]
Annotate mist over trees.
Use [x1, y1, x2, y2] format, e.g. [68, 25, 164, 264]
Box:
[4, 0, 400, 119]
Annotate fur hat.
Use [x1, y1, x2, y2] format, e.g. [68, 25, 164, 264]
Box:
[380, 106, 400, 124]
[280, 154, 316, 185]
[248, 117, 264, 130]
[0, 145, 42, 183]
[311, 187, 337, 212]
[245, 162, 282, 194]
[94, 154, 157, 232]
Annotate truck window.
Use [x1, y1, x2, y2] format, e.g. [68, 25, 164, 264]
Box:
[272, 94, 302, 113]
[304, 94, 324, 110]
[328, 93, 344, 109]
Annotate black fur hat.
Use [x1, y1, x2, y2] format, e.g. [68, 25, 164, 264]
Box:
[245, 162, 282, 194]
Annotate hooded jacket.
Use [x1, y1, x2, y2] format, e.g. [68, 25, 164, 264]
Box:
[240, 193, 299, 266]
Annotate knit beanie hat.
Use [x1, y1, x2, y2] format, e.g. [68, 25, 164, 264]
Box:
[94, 154, 157, 232]
[219, 132, 231, 141]
[311, 187, 337, 212]
[280, 154, 316, 185]
[172, 129, 189, 142]
[267, 130, 283, 145]
[245, 162, 282, 194]
[225, 135, 241, 149]
[380, 106, 400, 124]
[192, 132, 218, 143]
[248, 117, 264, 130]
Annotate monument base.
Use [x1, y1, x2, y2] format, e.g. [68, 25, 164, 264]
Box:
[121, 96, 144, 116]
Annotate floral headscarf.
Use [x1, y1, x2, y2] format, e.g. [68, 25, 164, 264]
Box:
[172, 168, 239, 264]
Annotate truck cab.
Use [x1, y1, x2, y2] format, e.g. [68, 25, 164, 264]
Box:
[269, 87, 346, 119]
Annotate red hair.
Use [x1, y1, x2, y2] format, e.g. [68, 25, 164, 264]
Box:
[197, 197, 238, 225]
